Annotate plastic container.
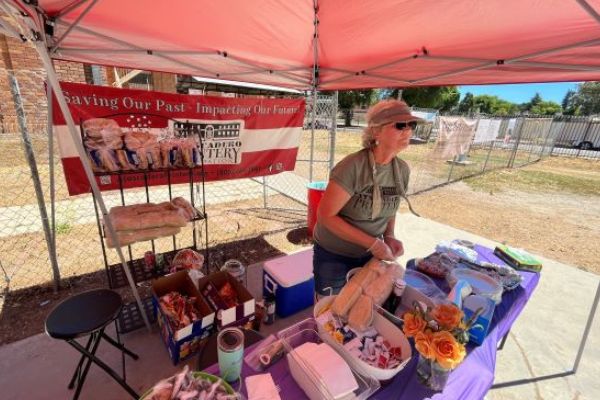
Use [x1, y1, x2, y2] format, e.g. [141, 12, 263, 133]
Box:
[313, 296, 412, 382]
[221, 259, 247, 287]
[307, 181, 327, 237]
[278, 318, 380, 400]
[263, 249, 315, 318]
[448, 268, 504, 304]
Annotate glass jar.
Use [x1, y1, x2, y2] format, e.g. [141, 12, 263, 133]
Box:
[221, 259, 247, 287]
[416, 354, 451, 391]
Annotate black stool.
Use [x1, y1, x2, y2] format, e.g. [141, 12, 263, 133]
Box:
[45, 289, 139, 400]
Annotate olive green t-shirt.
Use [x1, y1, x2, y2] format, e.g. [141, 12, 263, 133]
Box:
[314, 148, 410, 257]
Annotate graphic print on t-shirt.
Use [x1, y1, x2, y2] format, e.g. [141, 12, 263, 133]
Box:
[350, 185, 400, 218]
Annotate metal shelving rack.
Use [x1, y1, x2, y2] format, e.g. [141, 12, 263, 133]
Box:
[82, 113, 210, 333]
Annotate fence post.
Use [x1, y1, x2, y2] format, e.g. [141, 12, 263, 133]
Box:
[309, 91, 317, 182]
[483, 139, 495, 172]
[328, 91, 338, 174]
[262, 176, 268, 208]
[508, 117, 525, 168]
[1, 40, 61, 290]
[576, 118, 594, 158]
[549, 117, 561, 156]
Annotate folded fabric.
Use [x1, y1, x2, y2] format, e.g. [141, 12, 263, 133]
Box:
[246, 373, 281, 400]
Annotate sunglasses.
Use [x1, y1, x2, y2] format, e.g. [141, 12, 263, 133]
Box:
[391, 121, 418, 130]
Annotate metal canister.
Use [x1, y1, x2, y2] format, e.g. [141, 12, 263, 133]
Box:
[217, 327, 245, 382]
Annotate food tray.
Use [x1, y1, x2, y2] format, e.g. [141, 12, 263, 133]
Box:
[448, 268, 504, 304]
[313, 297, 412, 382]
[278, 318, 380, 400]
[140, 371, 235, 399]
[404, 270, 447, 300]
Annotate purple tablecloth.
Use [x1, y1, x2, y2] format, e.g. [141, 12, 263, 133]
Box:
[206, 245, 541, 400]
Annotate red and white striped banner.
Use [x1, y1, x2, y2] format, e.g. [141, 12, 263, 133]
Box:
[52, 82, 305, 196]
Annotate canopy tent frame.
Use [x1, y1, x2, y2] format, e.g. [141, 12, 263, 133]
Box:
[0, 0, 152, 331]
[0, 0, 598, 386]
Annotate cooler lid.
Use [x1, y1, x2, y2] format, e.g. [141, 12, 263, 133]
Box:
[263, 249, 314, 288]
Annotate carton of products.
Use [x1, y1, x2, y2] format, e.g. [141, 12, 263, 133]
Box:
[197, 271, 256, 330]
[152, 270, 215, 364]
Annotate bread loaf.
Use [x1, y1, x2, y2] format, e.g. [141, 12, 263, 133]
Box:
[105, 226, 181, 248]
[363, 272, 394, 306]
[348, 267, 378, 290]
[348, 295, 373, 332]
[331, 281, 362, 318]
[364, 257, 387, 275]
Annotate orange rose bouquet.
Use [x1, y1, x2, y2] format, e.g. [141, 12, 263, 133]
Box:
[402, 301, 480, 391]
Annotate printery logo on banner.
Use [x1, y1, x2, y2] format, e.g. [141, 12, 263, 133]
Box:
[51, 82, 305, 196]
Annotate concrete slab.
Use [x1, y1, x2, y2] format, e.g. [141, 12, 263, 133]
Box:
[394, 213, 600, 400]
[0, 214, 598, 400]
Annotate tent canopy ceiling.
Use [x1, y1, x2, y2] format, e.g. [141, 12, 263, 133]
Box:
[6, 0, 600, 90]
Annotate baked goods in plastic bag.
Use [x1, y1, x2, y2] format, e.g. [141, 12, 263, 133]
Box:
[349, 267, 378, 289]
[171, 249, 204, 272]
[331, 281, 362, 318]
[348, 294, 373, 332]
[364, 257, 388, 275]
[364, 270, 394, 306]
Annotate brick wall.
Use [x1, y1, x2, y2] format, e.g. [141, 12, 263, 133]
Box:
[0, 34, 90, 133]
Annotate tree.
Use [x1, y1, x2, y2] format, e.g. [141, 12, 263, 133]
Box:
[338, 89, 378, 126]
[529, 100, 562, 116]
[574, 82, 600, 115]
[458, 92, 474, 113]
[561, 89, 579, 115]
[400, 86, 460, 111]
[520, 92, 544, 112]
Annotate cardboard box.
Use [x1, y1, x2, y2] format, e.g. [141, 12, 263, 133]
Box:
[152, 271, 216, 364]
[197, 271, 256, 330]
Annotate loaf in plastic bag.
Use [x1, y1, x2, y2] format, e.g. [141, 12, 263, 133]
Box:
[363, 270, 394, 306]
[348, 294, 373, 332]
[349, 267, 378, 289]
[364, 257, 387, 275]
[331, 281, 362, 318]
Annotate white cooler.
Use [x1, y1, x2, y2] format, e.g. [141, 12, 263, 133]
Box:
[263, 249, 315, 318]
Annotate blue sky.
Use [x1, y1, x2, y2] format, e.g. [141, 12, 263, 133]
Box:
[459, 82, 579, 104]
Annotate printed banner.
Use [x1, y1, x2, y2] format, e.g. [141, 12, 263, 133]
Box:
[473, 119, 502, 144]
[52, 82, 305, 195]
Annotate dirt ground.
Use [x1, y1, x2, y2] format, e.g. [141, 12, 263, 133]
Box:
[410, 157, 600, 274]
[1, 156, 598, 345]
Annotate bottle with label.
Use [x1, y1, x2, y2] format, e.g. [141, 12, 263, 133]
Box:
[384, 278, 406, 315]
[264, 293, 276, 325]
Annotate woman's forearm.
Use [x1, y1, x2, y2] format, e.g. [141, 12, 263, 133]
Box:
[319, 214, 378, 249]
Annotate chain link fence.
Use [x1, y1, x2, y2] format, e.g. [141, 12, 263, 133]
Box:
[0, 64, 597, 303]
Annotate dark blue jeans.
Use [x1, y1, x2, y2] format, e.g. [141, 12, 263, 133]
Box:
[313, 242, 372, 296]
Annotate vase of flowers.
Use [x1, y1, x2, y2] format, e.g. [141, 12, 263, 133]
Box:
[403, 302, 476, 391]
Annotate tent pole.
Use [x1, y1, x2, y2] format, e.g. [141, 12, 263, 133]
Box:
[0, 35, 61, 291]
[46, 76, 58, 283]
[33, 41, 152, 332]
[309, 0, 320, 182]
[328, 91, 338, 173]
[573, 279, 600, 373]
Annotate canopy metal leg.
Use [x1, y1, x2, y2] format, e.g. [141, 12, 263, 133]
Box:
[33, 40, 152, 332]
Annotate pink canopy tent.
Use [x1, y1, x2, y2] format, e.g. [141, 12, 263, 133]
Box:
[0, 0, 598, 379]
[3, 0, 600, 90]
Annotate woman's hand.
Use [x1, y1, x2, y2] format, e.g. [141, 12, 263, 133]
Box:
[368, 238, 395, 261]
[384, 236, 404, 257]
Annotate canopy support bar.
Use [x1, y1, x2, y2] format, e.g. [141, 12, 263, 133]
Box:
[575, 0, 600, 24]
[424, 55, 600, 72]
[51, 0, 98, 53]
[55, 0, 89, 20]
[411, 37, 600, 84]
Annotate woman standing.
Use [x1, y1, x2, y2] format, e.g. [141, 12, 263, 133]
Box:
[313, 99, 420, 296]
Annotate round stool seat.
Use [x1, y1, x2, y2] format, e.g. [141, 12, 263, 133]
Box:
[46, 289, 122, 340]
